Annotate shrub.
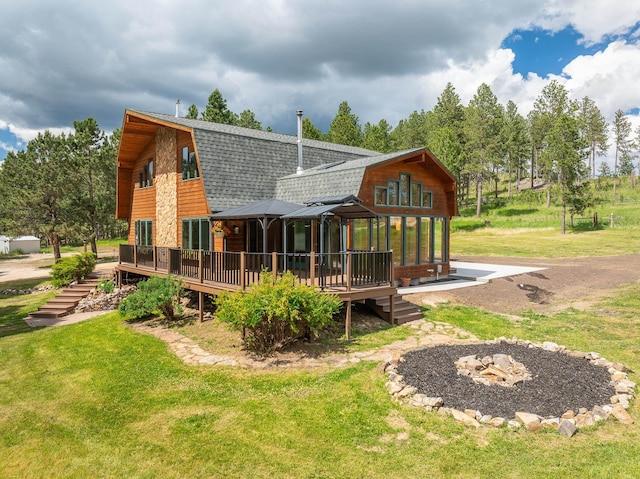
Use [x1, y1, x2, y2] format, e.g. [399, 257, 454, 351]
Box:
[50, 252, 97, 287]
[97, 279, 115, 294]
[215, 270, 342, 354]
[118, 275, 183, 321]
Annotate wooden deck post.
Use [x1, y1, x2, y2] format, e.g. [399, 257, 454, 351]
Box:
[346, 251, 352, 292]
[272, 251, 278, 275]
[345, 299, 352, 341]
[310, 252, 316, 286]
[389, 249, 395, 324]
[153, 246, 157, 271]
[198, 249, 204, 283]
[240, 252, 246, 290]
[198, 291, 204, 323]
[133, 245, 137, 267]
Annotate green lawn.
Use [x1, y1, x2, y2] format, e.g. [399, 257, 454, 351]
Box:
[1, 285, 639, 477]
[2, 189, 640, 477]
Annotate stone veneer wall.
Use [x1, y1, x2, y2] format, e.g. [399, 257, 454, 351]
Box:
[155, 127, 178, 246]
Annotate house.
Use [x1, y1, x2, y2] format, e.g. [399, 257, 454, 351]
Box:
[115, 109, 457, 327]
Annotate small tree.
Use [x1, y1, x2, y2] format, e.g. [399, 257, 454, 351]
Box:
[118, 276, 183, 321]
[215, 271, 342, 354]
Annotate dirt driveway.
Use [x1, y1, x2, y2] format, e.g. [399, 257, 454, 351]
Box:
[0, 253, 117, 284]
[408, 254, 640, 315]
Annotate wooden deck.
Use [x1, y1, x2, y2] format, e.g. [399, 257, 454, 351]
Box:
[116, 245, 399, 336]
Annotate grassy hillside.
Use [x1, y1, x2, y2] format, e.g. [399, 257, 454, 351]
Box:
[451, 175, 640, 257]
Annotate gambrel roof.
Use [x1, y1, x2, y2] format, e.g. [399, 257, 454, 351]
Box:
[118, 110, 380, 213]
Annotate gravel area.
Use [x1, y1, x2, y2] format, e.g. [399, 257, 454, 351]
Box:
[397, 342, 615, 418]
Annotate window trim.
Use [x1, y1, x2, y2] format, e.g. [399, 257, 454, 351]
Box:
[181, 217, 210, 250]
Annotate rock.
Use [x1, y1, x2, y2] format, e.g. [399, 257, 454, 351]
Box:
[464, 409, 477, 419]
[611, 371, 628, 381]
[488, 417, 506, 428]
[611, 404, 634, 425]
[574, 413, 595, 428]
[507, 420, 521, 429]
[479, 415, 493, 424]
[541, 418, 560, 429]
[558, 419, 577, 438]
[567, 350, 587, 359]
[561, 410, 575, 419]
[542, 341, 560, 352]
[396, 385, 417, 398]
[450, 409, 481, 428]
[424, 397, 443, 408]
[587, 352, 601, 360]
[592, 406, 609, 422]
[515, 412, 543, 432]
[386, 381, 404, 395]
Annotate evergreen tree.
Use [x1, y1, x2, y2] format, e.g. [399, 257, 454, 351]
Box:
[612, 109, 633, 196]
[575, 96, 608, 178]
[361, 119, 392, 152]
[201, 88, 237, 125]
[302, 117, 323, 140]
[326, 101, 361, 146]
[503, 101, 530, 196]
[427, 83, 466, 202]
[186, 104, 199, 119]
[540, 114, 590, 233]
[0, 132, 73, 259]
[389, 110, 429, 150]
[463, 83, 504, 217]
[237, 109, 262, 130]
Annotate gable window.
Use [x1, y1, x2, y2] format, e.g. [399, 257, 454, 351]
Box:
[134, 220, 153, 246]
[374, 173, 432, 208]
[182, 218, 210, 250]
[181, 146, 199, 180]
[138, 159, 154, 188]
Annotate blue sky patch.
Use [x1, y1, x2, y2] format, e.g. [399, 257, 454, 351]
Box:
[0, 128, 22, 162]
[502, 26, 602, 77]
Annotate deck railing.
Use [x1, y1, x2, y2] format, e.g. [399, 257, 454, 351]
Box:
[119, 244, 393, 291]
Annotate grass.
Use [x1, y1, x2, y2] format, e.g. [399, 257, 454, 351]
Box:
[2, 184, 640, 477]
[1, 284, 639, 477]
[0, 278, 55, 337]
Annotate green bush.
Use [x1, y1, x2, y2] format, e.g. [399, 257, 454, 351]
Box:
[215, 271, 342, 354]
[50, 252, 97, 287]
[97, 279, 115, 294]
[118, 275, 183, 321]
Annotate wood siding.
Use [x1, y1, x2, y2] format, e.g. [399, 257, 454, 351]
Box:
[176, 130, 210, 248]
[127, 140, 157, 244]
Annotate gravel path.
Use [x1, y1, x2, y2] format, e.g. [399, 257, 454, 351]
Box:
[397, 343, 615, 418]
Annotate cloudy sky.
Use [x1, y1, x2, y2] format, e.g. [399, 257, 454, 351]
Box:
[1, 0, 640, 168]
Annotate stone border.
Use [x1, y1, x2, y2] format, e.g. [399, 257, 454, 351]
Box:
[384, 338, 635, 437]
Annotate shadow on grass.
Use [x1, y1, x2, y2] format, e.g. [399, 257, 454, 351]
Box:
[571, 222, 605, 233]
[0, 305, 40, 338]
[498, 208, 539, 217]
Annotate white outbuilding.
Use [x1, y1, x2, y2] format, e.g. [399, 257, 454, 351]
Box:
[0, 235, 9, 254]
[0, 235, 41, 254]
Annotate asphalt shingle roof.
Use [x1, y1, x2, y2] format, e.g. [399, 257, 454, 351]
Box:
[133, 111, 381, 211]
[275, 149, 422, 204]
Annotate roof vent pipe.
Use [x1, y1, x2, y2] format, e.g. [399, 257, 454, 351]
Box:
[175, 99, 180, 118]
[296, 110, 304, 175]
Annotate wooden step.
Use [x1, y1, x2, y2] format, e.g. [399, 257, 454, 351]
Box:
[364, 294, 423, 325]
[25, 272, 100, 323]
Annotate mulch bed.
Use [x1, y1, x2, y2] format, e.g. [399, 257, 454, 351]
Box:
[397, 343, 615, 418]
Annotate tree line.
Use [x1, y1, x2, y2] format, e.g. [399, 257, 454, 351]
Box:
[192, 84, 640, 229]
[0, 118, 121, 259]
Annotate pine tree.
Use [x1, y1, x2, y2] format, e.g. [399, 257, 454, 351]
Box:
[326, 101, 361, 146]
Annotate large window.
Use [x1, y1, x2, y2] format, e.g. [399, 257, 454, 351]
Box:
[353, 218, 370, 250]
[374, 172, 432, 208]
[181, 146, 199, 180]
[138, 159, 154, 188]
[134, 220, 153, 246]
[374, 215, 446, 266]
[182, 218, 210, 250]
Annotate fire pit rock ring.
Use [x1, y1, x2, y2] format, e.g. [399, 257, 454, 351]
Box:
[384, 338, 635, 437]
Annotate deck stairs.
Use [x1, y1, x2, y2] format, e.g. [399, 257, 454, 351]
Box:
[365, 294, 423, 325]
[26, 272, 107, 321]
